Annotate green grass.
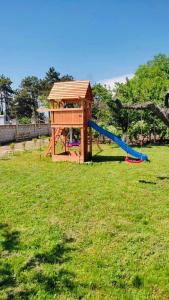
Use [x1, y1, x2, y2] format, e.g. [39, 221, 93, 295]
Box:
[0, 144, 169, 299]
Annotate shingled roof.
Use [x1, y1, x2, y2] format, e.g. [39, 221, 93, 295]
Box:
[48, 80, 92, 100]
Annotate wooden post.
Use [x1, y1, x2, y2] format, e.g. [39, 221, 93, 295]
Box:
[89, 126, 92, 158]
[80, 128, 84, 162]
[69, 128, 73, 143]
[51, 128, 55, 155]
[64, 129, 67, 153]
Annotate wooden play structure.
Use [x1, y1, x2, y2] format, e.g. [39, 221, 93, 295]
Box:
[45, 80, 93, 163]
[39, 80, 148, 163]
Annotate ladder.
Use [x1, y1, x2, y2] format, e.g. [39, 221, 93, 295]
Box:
[45, 128, 63, 157]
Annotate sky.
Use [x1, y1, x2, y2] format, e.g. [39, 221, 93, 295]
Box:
[0, 0, 169, 88]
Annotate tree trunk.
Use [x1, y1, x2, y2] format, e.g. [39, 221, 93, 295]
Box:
[122, 131, 127, 142]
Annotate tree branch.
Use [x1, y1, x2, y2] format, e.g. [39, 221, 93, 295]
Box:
[115, 99, 169, 127]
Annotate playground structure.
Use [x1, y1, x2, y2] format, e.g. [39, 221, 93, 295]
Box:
[45, 80, 92, 163]
[44, 80, 148, 163]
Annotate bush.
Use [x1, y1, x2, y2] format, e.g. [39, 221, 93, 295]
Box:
[9, 143, 15, 155]
[18, 117, 31, 124]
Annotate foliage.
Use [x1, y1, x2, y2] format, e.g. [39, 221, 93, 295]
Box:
[14, 89, 36, 120]
[0, 75, 14, 120]
[39, 67, 74, 108]
[12, 67, 74, 120]
[92, 83, 139, 137]
[18, 116, 32, 124]
[116, 54, 169, 104]
[113, 54, 169, 137]
[32, 138, 38, 148]
[0, 145, 169, 299]
[22, 141, 26, 151]
[128, 120, 149, 140]
[9, 143, 15, 154]
[92, 84, 112, 124]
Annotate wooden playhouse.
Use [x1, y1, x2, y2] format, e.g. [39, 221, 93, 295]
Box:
[45, 80, 93, 163]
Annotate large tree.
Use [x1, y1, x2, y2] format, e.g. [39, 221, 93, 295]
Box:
[13, 76, 41, 122]
[0, 75, 13, 121]
[20, 76, 40, 114]
[115, 54, 169, 129]
[92, 83, 139, 139]
[116, 54, 169, 104]
[14, 89, 34, 119]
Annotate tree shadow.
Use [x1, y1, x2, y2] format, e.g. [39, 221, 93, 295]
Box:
[157, 176, 169, 180]
[0, 224, 20, 252]
[21, 236, 86, 297]
[22, 237, 75, 271]
[0, 225, 87, 298]
[0, 262, 16, 289]
[139, 180, 157, 185]
[0, 224, 20, 295]
[33, 269, 76, 295]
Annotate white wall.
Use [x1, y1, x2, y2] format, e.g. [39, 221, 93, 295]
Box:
[0, 115, 5, 125]
[0, 124, 51, 144]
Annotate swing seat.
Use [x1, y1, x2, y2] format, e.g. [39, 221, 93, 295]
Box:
[66, 141, 80, 148]
[125, 156, 144, 164]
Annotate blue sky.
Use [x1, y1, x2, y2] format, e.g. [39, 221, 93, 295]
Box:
[0, 0, 169, 87]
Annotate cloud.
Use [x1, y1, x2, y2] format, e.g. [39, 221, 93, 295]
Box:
[99, 74, 134, 92]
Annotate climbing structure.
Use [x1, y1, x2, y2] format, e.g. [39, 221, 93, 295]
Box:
[46, 80, 93, 163]
[41, 80, 148, 163]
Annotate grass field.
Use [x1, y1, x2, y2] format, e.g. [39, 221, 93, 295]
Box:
[0, 144, 169, 299]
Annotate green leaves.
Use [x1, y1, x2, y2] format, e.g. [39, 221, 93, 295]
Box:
[0, 75, 13, 120]
[92, 84, 113, 125]
[116, 54, 169, 105]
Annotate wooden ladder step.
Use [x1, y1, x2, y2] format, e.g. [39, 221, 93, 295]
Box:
[45, 128, 63, 156]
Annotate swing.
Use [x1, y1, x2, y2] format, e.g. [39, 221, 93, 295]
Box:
[66, 141, 80, 148]
[125, 156, 144, 164]
[125, 111, 145, 164]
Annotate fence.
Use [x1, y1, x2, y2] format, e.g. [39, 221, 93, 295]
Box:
[0, 124, 51, 144]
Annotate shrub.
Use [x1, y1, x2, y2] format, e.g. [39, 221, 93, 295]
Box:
[32, 138, 37, 148]
[22, 141, 26, 151]
[18, 117, 31, 124]
[9, 143, 15, 155]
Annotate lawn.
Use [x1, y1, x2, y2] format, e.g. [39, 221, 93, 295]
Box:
[0, 144, 169, 299]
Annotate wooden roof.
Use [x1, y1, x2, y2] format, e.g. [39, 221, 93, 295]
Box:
[48, 80, 92, 100]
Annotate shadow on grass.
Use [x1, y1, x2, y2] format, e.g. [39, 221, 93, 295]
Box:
[22, 237, 75, 270]
[0, 225, 86, 299]
[0, 224, 20, 295]
[0, 156, 11, 161]
[139, 180, 157, 185]
[21, 236, 86, 298]
[0, 224, 20, 252]
[0, 262, 15, 289]
[93, 155, 125, 163]
[157, 176, 169, 180]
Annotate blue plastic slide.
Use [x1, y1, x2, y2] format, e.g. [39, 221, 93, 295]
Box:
[88, 120, 148, 161]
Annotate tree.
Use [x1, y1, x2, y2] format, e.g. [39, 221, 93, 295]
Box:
[115, 100, 169, 128]
[39, 67, 74, 108]
[115, 54, 169, 131]
[116, 54, 169, 104]
[92, 84, 112, 125]
[45, 67, 60, 86]
[60, 74, 74, 82]
[0, 75, 14, 121]
[92, 83, 138, 139]
[14, 89, 34, 119]
[20, 76, 40, 115]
